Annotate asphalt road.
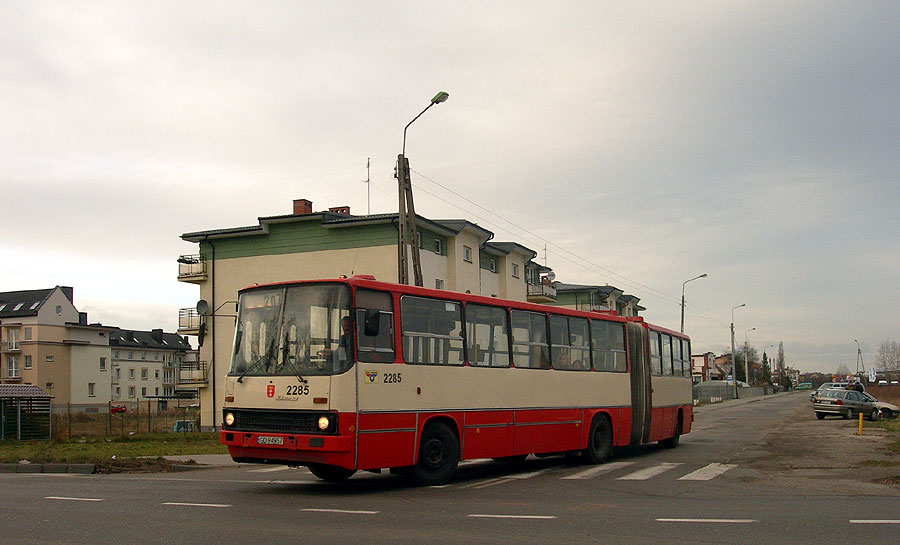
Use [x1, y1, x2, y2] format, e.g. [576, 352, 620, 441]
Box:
[1, 392, 898, 544]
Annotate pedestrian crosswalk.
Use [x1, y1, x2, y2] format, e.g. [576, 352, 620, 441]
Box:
[242, 460, 737, 484]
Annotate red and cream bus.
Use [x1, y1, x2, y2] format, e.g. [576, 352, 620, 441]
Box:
[220, 275, 692, 485]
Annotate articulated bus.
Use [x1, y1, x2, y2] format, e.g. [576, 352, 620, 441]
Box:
[220, 275, 692, 485]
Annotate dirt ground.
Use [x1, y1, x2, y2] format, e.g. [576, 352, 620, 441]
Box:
[743, 397, 900, 496]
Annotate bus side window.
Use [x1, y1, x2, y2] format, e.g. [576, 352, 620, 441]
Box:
[649, 330, 662, 376]
[465, 304, 510, 368]
[511, 310, 549, 369]
[355, 289, 395, 363]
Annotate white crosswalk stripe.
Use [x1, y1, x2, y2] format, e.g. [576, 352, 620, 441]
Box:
[617, 462, 683, 480]
[561, 461, 636, 480]
[677, 463, 737, 481]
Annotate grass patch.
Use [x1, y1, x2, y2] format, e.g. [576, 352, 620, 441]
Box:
[0, 432, 227, 470]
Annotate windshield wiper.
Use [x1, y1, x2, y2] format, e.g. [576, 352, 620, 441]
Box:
[236, 340, 275, 383]
[280, 336, 308, 384]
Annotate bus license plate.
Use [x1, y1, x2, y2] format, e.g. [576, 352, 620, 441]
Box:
[257, 436, 284, 445]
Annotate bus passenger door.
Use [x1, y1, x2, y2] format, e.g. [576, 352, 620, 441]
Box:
[626, 323, 652, 445]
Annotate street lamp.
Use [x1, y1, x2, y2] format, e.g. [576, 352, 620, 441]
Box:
[396, 91, 450, 286]
[680, 273, 707, 333]
[854, 339, 863, 376]
[744, 327, 756, 386]
[730, 304, 745, 399]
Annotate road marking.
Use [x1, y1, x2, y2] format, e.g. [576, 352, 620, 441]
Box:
[46, 496, 104, 502]
[469, 514, 556, 520]
[163, 502, 231, 508]
[507, 468, 549, 479]
[249, 465, 291, 473]
[472, 478, 515, 489]
[850, 520, 900, 524]
[617, 462, 683, 480]
[562, 461, 636, 480]
[678, 463, 737, 481]
[300, 508, 379, 515]
[657, 518, 756, 524]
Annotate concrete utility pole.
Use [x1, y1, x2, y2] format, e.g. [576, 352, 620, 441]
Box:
[731, 304, 745, 399]
[397, 91, 449, 286]
[680, 273, 707, 333]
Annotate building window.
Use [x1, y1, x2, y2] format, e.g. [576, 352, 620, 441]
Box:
[435, 279, 444, 290]
[511, 263, 520, 278]
[489, 259, 497, 273]
[115, 368, 120, 379]
[100, 357, 107, 371]
[45, 355, 54, 362]
[128, 387, 136, 398]
[129, 368, 135, 379]
[155, 387, 159, 396]
[6, 356, 19, 378]
[114, 386, 121, 399]
[141, 368, 148, 380]
[155, 370, 159, 379]
[141, 352, 146, 360]
[88, 383, 95, 397]
[434, 238, 443, 255]
[463, 245, 473, 262]
[114, 350, 119, 358]
[416, 231, 423, 248]
[128, 351, 133, 360]
[24, 355, 32, 370]
[141, 387, 147, 397]
[24, 327, 32, 341]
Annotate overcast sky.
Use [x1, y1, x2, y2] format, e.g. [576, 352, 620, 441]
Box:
[2, 1, 898, 374]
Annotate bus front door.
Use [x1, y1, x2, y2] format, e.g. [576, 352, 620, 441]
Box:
[627, 322, 652, 445]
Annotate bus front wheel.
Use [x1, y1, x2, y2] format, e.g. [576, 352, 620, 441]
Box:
[408, 422, 459, 486]
[582, 416, 613, 464]
[307, 463, 356, 482]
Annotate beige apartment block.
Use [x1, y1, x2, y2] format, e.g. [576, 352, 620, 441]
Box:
[109, 329, 192, 412]
[178, 199, 542, 430]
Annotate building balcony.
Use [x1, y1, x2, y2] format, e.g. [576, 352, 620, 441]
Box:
[178, 308, 201, 335]
[177, 254, 208, 283]
[526, 282, 557, 303]
[178, 361, 209, 387]
[1, 341, 21, 352]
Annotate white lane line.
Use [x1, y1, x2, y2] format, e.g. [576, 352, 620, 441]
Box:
[46, 496, 104, 502]
[678, 463, 737, 481]
[617, 462, 683, 480]
[850, 520, 900, 524]
[469, 514, 556, 520]
[300, 508, 379, 515]
[249, 465, 291, 473]
[562, 461, 636, 480]
[507, 468, 550, 479]
[657, 518, 756, 524]
[473, 478, 515, 489]
[163, 502, 231, 508]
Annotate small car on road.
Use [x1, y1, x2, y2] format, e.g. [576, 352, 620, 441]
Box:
[810, 382, 848, 402]
[813, 388, 900, 420]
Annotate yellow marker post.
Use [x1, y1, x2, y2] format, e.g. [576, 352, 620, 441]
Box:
[858, 412, 864, 436]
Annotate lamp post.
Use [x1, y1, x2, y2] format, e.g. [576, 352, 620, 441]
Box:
[744, 327, 756, 386]
[397, 92, 450, 286]
[730, 304, 745, 399]
[680, 273, 707, 333]
[854, 339, 863, 376]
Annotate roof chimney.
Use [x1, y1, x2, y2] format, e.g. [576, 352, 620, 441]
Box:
[328, 206, 351, 215]
[293, 199, 313, 215]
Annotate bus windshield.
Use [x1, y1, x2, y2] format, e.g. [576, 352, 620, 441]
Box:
[229, 283, 352, 377]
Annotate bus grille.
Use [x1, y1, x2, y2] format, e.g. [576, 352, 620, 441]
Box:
[223, 409, 335, 434]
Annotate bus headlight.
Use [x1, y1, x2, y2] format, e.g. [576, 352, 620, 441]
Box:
[224, 412, 235, 426]
[317, 416, 330, 431]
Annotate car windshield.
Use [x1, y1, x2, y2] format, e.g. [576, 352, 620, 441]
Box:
[229, 283, 352, 377]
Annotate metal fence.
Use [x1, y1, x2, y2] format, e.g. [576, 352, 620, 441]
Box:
[52, 402, 201, 438]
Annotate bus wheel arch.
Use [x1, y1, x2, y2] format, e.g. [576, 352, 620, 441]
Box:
[408, 418, 460, 486]
[660, 410, 683, 449]
[582, 412, 613, 464]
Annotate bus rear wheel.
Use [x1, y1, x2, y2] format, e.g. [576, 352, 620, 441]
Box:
[660, 414, 682, 448]
[582, 415, 613, 464]
[307, 463, 356, 482]
[408, 422, 459, 486]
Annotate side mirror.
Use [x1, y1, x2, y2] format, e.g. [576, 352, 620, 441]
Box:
[364, 309, 381, 337]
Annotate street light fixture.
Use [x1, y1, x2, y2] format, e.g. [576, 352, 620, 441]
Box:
[854, 339, 863, 376]
[744, 327, 756, 386]
[680, 273, 707, 333]
[730, 304, 745, 399]
[396, 91, 450, 286]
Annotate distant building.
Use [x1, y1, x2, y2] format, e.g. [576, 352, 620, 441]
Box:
[550, 283, 645, 318]
[691, 352, 719, 384]
[109, 329, 193, 411]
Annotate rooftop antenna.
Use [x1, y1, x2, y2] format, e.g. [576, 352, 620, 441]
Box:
[362, 157, 371, 215]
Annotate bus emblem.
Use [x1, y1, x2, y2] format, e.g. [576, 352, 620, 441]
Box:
[365, 372, 378, 383]
[266, 385, 275, 398]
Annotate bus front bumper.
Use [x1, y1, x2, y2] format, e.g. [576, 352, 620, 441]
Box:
[220, 430, 355, 467]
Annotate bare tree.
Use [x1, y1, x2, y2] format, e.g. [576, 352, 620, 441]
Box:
[875, 340, 900, 371]
[836, 363, 851, 376]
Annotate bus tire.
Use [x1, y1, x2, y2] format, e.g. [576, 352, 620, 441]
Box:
[582, 415, 613, 464]
[408, 421, 459, 486]
[660, 413, 682, 448]
[307, 463, 356, 482]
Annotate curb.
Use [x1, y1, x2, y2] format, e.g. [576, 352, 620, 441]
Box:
[0, 463, 96, 474]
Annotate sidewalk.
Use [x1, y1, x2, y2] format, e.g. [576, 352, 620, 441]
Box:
[694, 390, 798, 414]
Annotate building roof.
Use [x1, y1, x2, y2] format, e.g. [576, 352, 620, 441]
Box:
[486, 242, 537, 259]
[0, 286, 73, 319]
[0, 384, 54, 399]
[109, 329, 191, 351]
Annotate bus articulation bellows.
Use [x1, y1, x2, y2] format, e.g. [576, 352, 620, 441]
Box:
[220, 275, 692, 485]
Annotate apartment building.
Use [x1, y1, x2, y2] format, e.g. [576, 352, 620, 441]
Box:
[177, 198, 544, 429]
[0, 286, 115, 412]
[551, 283, 645, 317]
[109, 329, 192, 411]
